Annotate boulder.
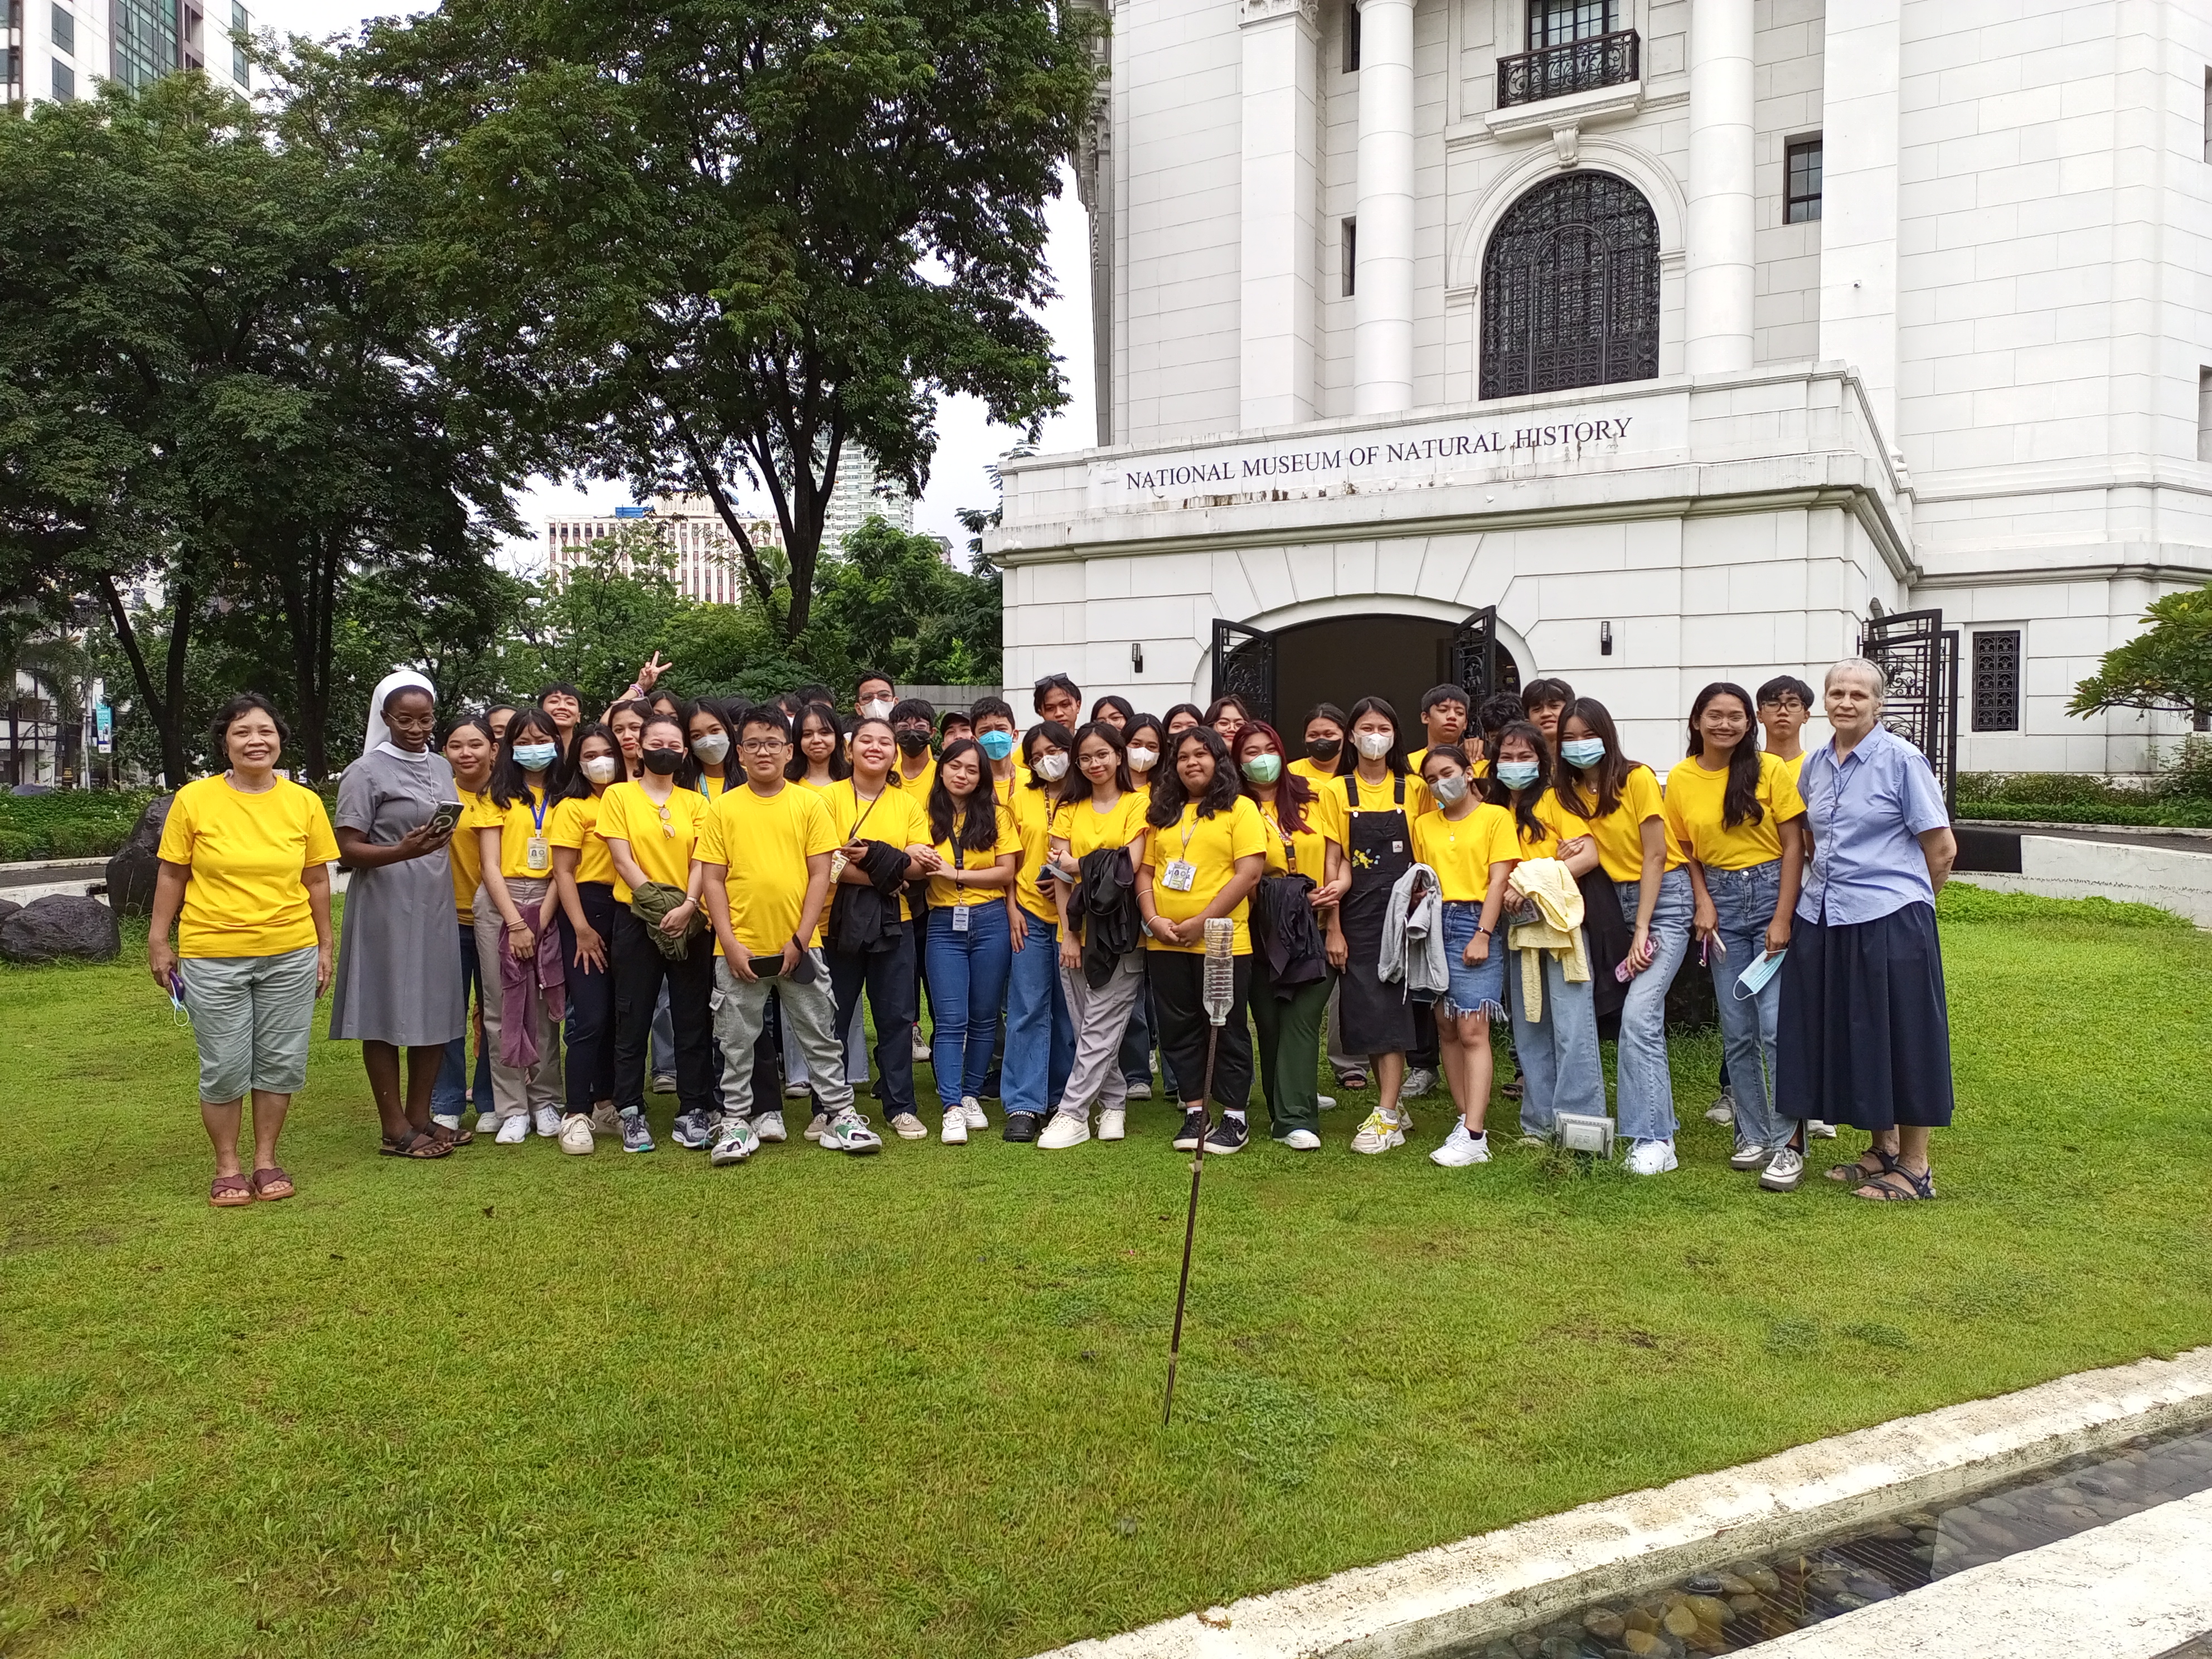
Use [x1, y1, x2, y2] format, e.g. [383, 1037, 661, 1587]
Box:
[0, 898, 17, 924]
[1, 894, 123, 963]
[103, 793, 174, 918]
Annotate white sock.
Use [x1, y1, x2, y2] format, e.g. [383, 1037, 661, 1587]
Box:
[1224, 1108, 1246, 1120]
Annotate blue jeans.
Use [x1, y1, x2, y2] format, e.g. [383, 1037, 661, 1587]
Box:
[431, 923, 492, 1113]
[1704, 860, 1795, 1152]
[924, 904, 1013, 1113]
[1001, 910, 1073, 1117]
[1506, 940, 1605, 1134]
[1612, 867, 1692, 1143]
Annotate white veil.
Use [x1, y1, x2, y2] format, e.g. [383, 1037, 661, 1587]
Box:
[363, 669, 437, 761]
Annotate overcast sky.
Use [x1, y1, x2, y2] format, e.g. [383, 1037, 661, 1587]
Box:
[258, 0, 1097, 573]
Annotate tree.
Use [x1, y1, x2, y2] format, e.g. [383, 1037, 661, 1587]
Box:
[809, 517, 1001, 686]
[2070, 584, 2212, 732]
[360, 0, 1100, 642]
[500, 528, 700, 710]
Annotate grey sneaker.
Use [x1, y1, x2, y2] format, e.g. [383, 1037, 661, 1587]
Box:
[818, 1111, 882, 1155]
[1401, 1066, 1435, 1099]
[709, 1117, 761, 1167]
[651, 1072, 678, 1095]
[671, 1109, 714, 1149]
[754, 1109, 787, 1143]
[1760, 1146, 1806, 1191]
[619, 1108, 655, 1154]
[1730, 1142, 1775, 1171]
[1705, 1091, 1736, 1124]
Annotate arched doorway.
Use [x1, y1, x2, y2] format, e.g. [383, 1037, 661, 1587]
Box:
[1211, 608, 1523, 730]
[1479, 171, 1660, 400]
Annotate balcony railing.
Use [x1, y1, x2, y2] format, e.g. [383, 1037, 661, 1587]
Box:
[1496, 29, 1640, 109]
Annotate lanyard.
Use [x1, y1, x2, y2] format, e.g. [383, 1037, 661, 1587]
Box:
[848, 787, 885, 842]
[525, 785, 549, 832]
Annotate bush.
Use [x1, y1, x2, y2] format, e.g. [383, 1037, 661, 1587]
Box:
[1955, 751, 2212, 827]
[2154, 735, 2212, 803]
[0, 789, 158, 862]
[1939, 881, 2193, 930]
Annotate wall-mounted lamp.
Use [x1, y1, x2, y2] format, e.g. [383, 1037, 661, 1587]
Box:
[1600, 621, 1613, 657]
[1131, 641, 1145, 675]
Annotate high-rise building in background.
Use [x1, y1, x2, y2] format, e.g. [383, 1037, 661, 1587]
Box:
[544, 497, 784, 608]
[821, 449, 915, 557]
[4, 0, 251, 107]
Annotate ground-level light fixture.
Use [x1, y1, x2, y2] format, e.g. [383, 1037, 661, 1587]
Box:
[1554, 1112, 1614, 1158]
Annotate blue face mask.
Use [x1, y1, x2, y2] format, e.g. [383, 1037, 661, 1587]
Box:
[1560, 737, 1607, 769]
[1734, 947, 1787, 998]
[977, 730, 1016, 761]
[1496, 760, 1540, 790]
[513, 741, 558, 772]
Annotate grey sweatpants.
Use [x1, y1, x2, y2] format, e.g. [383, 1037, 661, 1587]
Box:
[711, 952, 854, 1120]
[1054, 950, 1147, 1118]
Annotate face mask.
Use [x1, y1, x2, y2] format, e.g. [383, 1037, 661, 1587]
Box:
[1035, 753, 1069, 782]
[1240, 754, 1282, 785]
[1734, 947, 1787, 998]
[513, 741, 557, 772]
[1430, 773, 1469, 804]
[642, 748, 683, 775]
[860, 698, 893, 721]
[1125, 745, 1158, 772]
[1561, 737, 1607, 769]
[1307, 736, 1342, 763]
[896, 729, 932, 755]
[1355, 731, 1394, 760]
[977, 730, 1016, 761]
[581, 755, 619, 785]
[1496, 760, 1541, 790]
[691, 733, 730, 765]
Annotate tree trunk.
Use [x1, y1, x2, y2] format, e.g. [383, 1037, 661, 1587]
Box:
[95, 573, 194, 788]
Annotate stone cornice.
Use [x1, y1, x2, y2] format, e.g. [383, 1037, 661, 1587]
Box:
[1239, 0, 1317, 26]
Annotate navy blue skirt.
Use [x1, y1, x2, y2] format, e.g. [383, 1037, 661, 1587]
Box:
[1777, 901, 1955, 1131]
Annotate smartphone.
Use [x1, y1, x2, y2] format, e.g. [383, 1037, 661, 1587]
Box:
[424, 801, 465, 837]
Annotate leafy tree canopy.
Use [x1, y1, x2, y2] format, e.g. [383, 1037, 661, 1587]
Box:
[2070, 585, 2212, 729]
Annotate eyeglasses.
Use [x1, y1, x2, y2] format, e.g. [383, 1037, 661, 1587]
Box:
[739, 738, 787, 754]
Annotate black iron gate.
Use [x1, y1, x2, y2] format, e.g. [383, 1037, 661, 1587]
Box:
[1451, 605, 1521, 704]
[1860, 608, 1960, 813]
[1210, 619, 1277, 727]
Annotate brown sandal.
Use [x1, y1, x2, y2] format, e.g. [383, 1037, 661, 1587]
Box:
[210, 1173, 254, 1208]
[250, 1166, 295, 1200]
[379, 1130, 449, 1160]
[429, 1121, 474, 1149]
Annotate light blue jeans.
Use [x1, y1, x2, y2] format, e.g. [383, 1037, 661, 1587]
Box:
[924, 903, 1013, 1113]
[1611, 867, 1693, 1144]
[1703, 860, 1796, 1152]
[1001, 910, 1073, 1118]
[431, 923, 492, 1113]
[1506, 940, 1605, 1135]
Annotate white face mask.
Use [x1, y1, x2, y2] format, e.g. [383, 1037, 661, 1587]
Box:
[860, 698, 893, 721]
[691, 732, 730, 765]
[1430, 773, 1469, 804]
[1355, 730, 1394, 760]
[581, 755, 620, 784]
[1035, 752, 1069, 782]
[1125, 745, 1158, 772]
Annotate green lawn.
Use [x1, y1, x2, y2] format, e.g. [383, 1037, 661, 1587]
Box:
[4, 888, 2210, 1658]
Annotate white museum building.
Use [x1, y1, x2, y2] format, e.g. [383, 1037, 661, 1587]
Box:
[991, 0, 2212, 781]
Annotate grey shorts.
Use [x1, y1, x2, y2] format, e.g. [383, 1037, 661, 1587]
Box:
[178, 945, 319, 1103]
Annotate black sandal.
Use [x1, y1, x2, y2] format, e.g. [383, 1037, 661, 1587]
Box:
[1853, 1164, 1935, 1201]
[379, 1129, 450, 1159]
[1827, 1147, 1896, 1183]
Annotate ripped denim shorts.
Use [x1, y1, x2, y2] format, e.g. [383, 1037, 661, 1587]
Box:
[1439, 900, 1507, 1021]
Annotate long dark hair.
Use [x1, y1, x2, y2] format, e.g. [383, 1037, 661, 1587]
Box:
[1059, 720, 1132, 806]
[1687, 682, 1764, 830]
[680, 696, 733, 790]
[1345, 696, 1409, 776]
[928, 737, 1002, 853]
[1554, 696, 1634, 822]
[1147, 726, 1240, 827]
[489, 705, 565, 809]
[787, 700, 851, 783]
[1021, 720, 1076, 800]
[1163, 702, 1204, 734]
[556, 721, 619, 802]
[1090, 694, 1136, 727]
[1482, 719, 1553, 846]
[1202, 694, 1249, 731]
[1235, 721, 1312, 835]
[1122, 715, 1165, 772]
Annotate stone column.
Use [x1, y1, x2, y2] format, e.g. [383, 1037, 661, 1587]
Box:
[1354, 0, 1415, 414]
[1817, 0, 1900, 443]
[1240, 0, 1320, 429]
[1684, 0, 1754, 375]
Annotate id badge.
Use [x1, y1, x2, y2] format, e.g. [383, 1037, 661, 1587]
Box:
[1163, 858, 1197, 892]
[952, 904, 972, 933]
[526, 834, 550, 873]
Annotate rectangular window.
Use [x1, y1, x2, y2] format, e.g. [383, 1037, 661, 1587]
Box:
[51, 3, 73, 55]
[2203, 68, 2211, 162]
[1344, 3, 1360, 72]
[2199, 367, 2212, 462]
[1342, 218, 1357, 298]
[1971, 631, 2021, 733]
[1786, 136, 1823, 224]
[52, 58, 73, 98]
[1528, 0, 1617, 49]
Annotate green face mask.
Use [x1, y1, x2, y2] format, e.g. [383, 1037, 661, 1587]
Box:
[1240, 754, 1283, 785]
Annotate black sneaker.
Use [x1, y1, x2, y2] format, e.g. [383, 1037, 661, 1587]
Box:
[1002, 1111, 1041, 1143]
[1172, 1109, 1209, 1151]
[1202, 1114, 1249, 1156]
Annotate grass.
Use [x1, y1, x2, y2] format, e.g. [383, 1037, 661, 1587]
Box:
[3, 886, 2210, 1657]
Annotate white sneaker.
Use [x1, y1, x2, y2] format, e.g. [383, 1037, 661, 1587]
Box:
[754, 1109, 787, 1144]
[961, 1096, 988, 1129]
[818, 1110, 882, 1154]
[1760, 1146, 1806, 1191]
[709, 1116, 761, 1167]
[1351, 1108, 1405, 1155]
[559, 1115, 596, 1156]
[802, 1112, 828, 1142]
[1808, 1119, 1837, 1139]
[532, 1105, 561, 1138]
[1429, 1122, 1491, 1166]
[651, 1072, 677, 1095]
[1624, 1138, 1679, 1176]
[1315, 1095, 1337, 1112]
[784, 1079, 812, 1099]
[431, 1111, 462, 1134]
[1124, 1080, 1153, 1101]
[1038, 1113, 1091, 1150]
[942, 1109, 968, 1144]
[590, 1101, 620, 1136]
[1281, 1128, 1322, 1151]
[1705, 1092, 1736, 1124]
[495, 1113, 528, 1145]
[888, 1112, 927, 1140]
[1402, 1067, 1435, 1099]
[1730, 1142, 1775, 1171]
[1098, 1108, 1127, 1142]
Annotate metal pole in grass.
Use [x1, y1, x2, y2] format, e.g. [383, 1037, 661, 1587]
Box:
[1164, 916, 1236, 1427]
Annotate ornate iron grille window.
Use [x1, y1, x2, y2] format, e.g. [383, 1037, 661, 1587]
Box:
[1480, 172, 1660, 400]
[1971, 630, 2021, 733]
[1786, 137, 1823, 223]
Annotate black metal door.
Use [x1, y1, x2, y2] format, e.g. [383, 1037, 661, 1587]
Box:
[1452, 606, 1521, 704]
[1210, 619, 1277, 727]
[1860, 608, 1960, 814]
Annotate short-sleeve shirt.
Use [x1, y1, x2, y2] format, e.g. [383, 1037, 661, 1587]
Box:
[468, 782, 555, 880]
[925, 803, 1021, 910]
[1776, 750, 1808, 788]
[1287, 755, 1341, 790]
[157, 774, 339, 958]
[1343, 770, 1433, 819]
[698, 782, 841, 955]
[889, 756, 938, 801]
[448, 785, 487, 923]
[1009, 783, 1063, 922]
[822, 778, 930, 921]
[1664, 752, 1807, 870]
[597, 780, 710, 904]
[1556, 765, 1680, 882]
[1515, 791, 1593, 860]
[546, 793, 617, 889]
[1258, 785, 1347, 881]
[1050, 792, 1151, 863]
[1413, 803, 1520, 903]
[1794, 725, 1951, 926]
[1408, 746, 1489, 782]
[1145, 795, 1268, 955]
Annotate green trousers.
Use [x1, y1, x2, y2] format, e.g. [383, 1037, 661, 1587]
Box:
[1250, 955, 1336, 1138]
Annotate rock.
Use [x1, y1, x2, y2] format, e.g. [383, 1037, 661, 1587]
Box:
[1622, 1632, 1662, 1658]
[1626, 1608, 1660, 1636]
[1831, 1592, 1871, 1612]
[1686, 1595, 1731, 1627]
[1684, 1575, 1725, 1597]
[0, 898, 17, 924]
[1870, 1523, 1915, 1542]
[1728, 1594, 1764, 1616]
[1584, 1610, 1628, 1643]
[1977, 1496, 2021, 1519]
[1846, 1575, 1896, 1602]
[1515, 1632, 1543, 1659]
[0, 894, 121, 964]
[1662, 1605, 1700, 1639]
[1805, 1570, 1849, 1599]
[1743, 1568, 1782, 1595]
[102, 793, 174, 917]
[1538, 1636, 1580, 1659]
[1715, 1574, 1755, 1597]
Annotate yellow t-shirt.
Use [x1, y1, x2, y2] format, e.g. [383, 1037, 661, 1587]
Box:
[1410, 746, 1490, 782]
[156, 775, 339, 958]
[890, 756, 938, 801]
[1009, 783, 1063, 921]
[596, 780, 710, 904]
[1050, 791, 1151, 863]
[1413, 803, 1521, 904]
[698, 782, 841, 955]
[797, 773, 842, 795]
[1144, 795, 1268, 955]
[1664, 753, 1807, 870]
[468, 782, 556, 880]
[1774, 750, 1808, 787]
[1555, 765, 1681, 881]
[925, 803, 1021, 910]
[448, 784, 486, 924]
[1258, 785, 1347, 881]
[1286, 755, 1341, 790]
[693, 772, 735, 802]
[546, 793, 617, 889]
[821, 778, 930, 921]
[1337, 770, 1434, 820]
[1508, 792, 1593, 861]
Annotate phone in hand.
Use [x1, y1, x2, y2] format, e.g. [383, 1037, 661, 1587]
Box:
[424, 801, 465, 837]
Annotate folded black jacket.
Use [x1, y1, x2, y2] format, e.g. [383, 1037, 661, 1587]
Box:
[1251, 872, 1328, 997]
[1577, 864, 1631, 1027]
[1070, 846, 1143, 988]
[827, 840, 914, 957]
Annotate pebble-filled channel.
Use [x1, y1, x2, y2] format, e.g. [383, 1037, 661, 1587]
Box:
[1461, 1422, 2212, 1659]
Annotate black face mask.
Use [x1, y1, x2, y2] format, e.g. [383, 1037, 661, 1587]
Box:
[1307, 736, 1342, 763]
[896, 729, 932, 755]
[642, 748, 683, 775]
